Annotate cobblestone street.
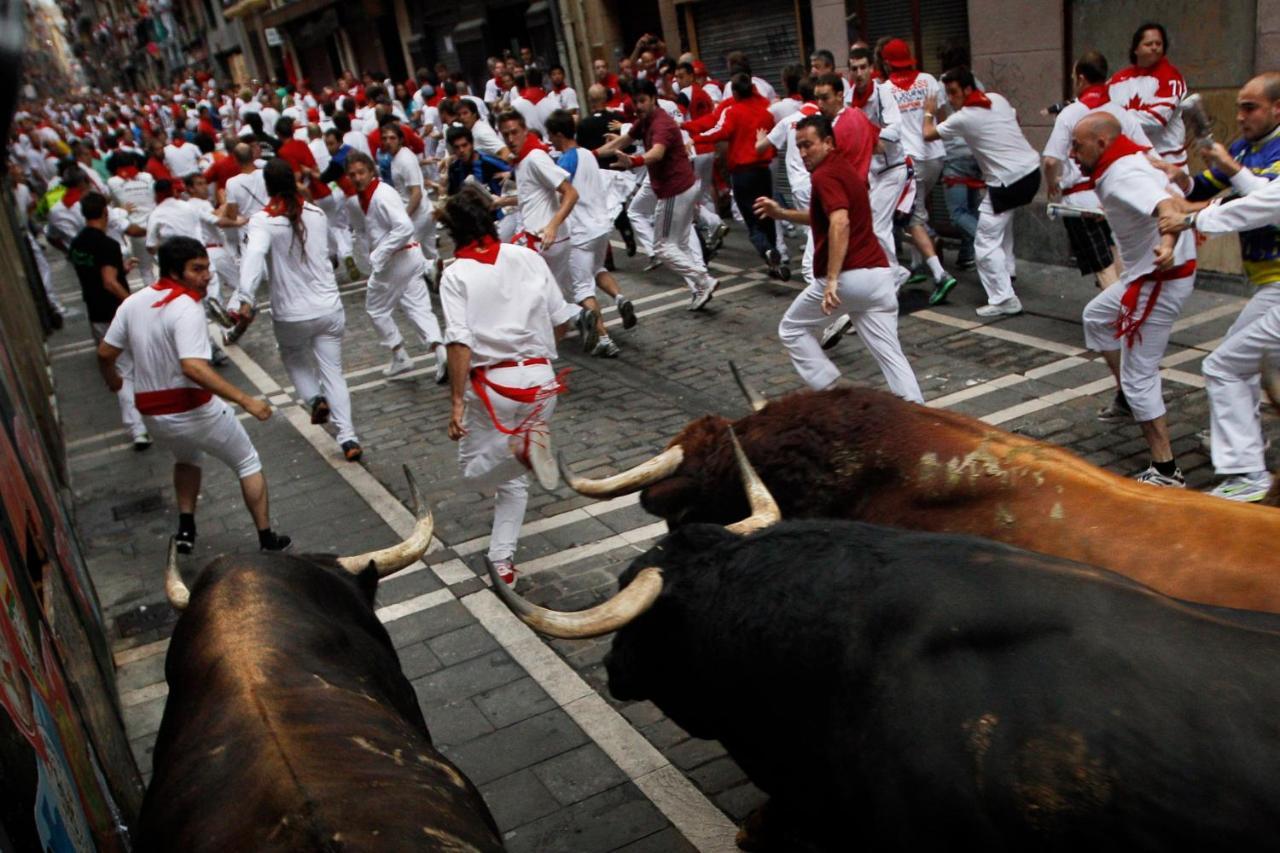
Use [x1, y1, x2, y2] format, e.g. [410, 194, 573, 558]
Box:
[52, 226, 1276, 851]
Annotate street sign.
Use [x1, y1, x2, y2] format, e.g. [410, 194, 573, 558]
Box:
[265, 27, 283, 46]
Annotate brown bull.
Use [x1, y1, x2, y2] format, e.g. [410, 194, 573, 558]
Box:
[139, 469, 503, 852]
[561, 377, 1280, 613]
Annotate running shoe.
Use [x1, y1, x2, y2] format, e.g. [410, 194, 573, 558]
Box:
[1133, 464, 1186, 488]
[383, 348, 414, 378]
[1096, 395, 1133, 424]
[1208, 472, 1272, 503]
[309, 395, 330, 425]
[975, 297, 1022, 317]
[767, 248, 783, 279]
[434, 347, 449, 385]
[821, 315, 853, 350]
[133, 432, 153, 452]
[689, 278, 719, 311]
[707, 222, 730, 254]
[576, 307, 601, 353]
[491, 558, 518, 586]
[260, 532, 293, 552]
[593, 337, 621, 358]
[341, 440, 363, 462]
[616, 296, 638, 329]
[928, 275, 958, 306]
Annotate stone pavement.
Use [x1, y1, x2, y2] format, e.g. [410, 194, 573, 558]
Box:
[48, 221, 1276, 850]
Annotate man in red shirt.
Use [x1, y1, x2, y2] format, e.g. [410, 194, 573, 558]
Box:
[756, 114, 921, 400]
[695, 73, 785, 278]
[813, 72, 878, 180]
[598, 79, 719, 310]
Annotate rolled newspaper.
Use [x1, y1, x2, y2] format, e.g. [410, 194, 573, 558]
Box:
[1180, 93, 1214, 151]
[1047, 202, 1105, 220]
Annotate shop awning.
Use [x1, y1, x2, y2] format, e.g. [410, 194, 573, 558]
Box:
[260, 0, 336, 27]
[222, 0, 269, 20]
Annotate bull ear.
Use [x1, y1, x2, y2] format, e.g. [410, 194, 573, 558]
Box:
[729, 361, 768, 413]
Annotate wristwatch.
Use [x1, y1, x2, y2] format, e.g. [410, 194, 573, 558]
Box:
[1183, 211, 1197, 230]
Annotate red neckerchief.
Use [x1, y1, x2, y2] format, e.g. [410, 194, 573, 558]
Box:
[521, 86, 547, 105]
[1135, 56, 1174, 78]
[1090, 133, 1151, 181]
[265, 194, 299, 216]
[889, 69, 920, 91]
[848, 81, 874, 109]
[61, 187, 84, 208]
[962, 89, 992, 109]
[115, 165, 140, 179]
[358, 178, 379, 214]
[171, 137, 185, 147]
[798, 102, 820, 117]
[455, 235, 501, 265]
[513, 132, 549, 164]
[150, 277, 203, 307]
[1078, 84, 1109, 109]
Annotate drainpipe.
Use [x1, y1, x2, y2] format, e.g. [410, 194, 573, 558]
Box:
[548, 0, 584, 95]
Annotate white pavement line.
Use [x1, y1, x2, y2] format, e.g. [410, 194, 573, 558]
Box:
[980, 377, 1116, 426]
[1164, 338, 1221, 367]
[1171, 302, 1243, 332]
[515, 522, 668, 577]
[914, 309, 1086, 356]
[224, 338, 737, 849]
[925, 356, 1088, 410]
[67, 427, 128, 450]
[375, 587, 455, 623]
[50, 340, 99, 359]
[565, 280, 765, 340]
[120, 680, 168, 708]
[464, 593, 739, 852]
[450, 493, 641, 558]
[1162, 367, 1206, 389]
[113, 637, 170, 666]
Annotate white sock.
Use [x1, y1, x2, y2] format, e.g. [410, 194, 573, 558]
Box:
[613, 292, 626, 305]
[599, 334, 612, 345]
[926, 255, 946, 282]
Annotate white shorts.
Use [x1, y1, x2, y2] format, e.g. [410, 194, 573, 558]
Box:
[569, 233, 611, 304]
[147, 398, 262, 478]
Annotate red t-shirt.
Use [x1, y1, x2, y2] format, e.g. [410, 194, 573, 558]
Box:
[277, 138, 332, 199]
[833, 107, 879, 180]
[809, 151, 886, 275]
[203, 154, 240, 192]
[634, 108, 695, 199]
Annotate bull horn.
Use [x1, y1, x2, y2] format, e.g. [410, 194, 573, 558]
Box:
[729, 361, 768, 412]
[724, 427, 781, 535]
[485, 558, 664, 639]
[336, 465, 435, 578]
[165, 538, 190, 610]
[558, 446, 685, 499]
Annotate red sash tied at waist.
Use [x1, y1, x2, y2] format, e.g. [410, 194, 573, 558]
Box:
[135, 387, 213, 415]
[468, 358, 568, 436]
[1115, 259, 1197, 347]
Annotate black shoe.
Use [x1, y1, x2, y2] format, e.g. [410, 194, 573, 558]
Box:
[766, 249, 782, 279]
[617, 297, 637, 329]
[778, 264, 792, 282]
[310, 395, 330, 425]
[577, 307, 601, 353]
[342, 440, 363, 461]
[260, 532, 292, 552]
[174, 528, 196, 555]
[622, 227, 637, 257]
[133, 432, 153, 452]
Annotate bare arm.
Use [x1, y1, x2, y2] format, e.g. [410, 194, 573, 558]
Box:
[180, 358, 271, 419]
[100, 265, 130, 303]
[1042, 157, 1063, 203]
[1151, 198, 1180, 270]
[96, 341, 124, 392]
[541, 180, 579, 244]
[446, 342, 472, 440]
[406, 184, 423, 217]
[921, 93, 942, 142]
[597, 132, 636, 157]
[824, 209, 850, 308]
[753, 195, 810, 225]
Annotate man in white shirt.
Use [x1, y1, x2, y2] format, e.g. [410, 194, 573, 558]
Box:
[545, 109, 637, 358]
[230, 159, 363, 461]
[335, 111, 372, 157]
[457, 99, 511, 160]
[546, 65, 580, 115]
[163, 130, 201, 179]
[438, 187, 590, 586]
[1043, 52, 1152, 291]
[880, 39, 955, 299]
[498, 110, 580, 311]
[344, 151, 448, 383]
[924, 68, 1042, 316]
[1072, 111, 1196, 488]
[97, 236, 290, 555]
[106, 151, 158, 286]
[758, 85, 821, 286]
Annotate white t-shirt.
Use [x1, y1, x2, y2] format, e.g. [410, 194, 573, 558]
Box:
[884, 72, 946, 161]
[1042, 100, 1153, 208]
[766, 104, 820, 203]
[108, 172, 157, 228]
[1094, 153, 1196, 285]
[237, 202, 340, 321]
[146, 197, 204, 251]
[548, 86, 580, 113]
[163, 141, 201, 178]
[560, 146, 612, 244]
[186, 197, 225, 245]
[769, 98, 801, 123]
[511, 97, 547, 136]
[389, 146, 428, 223]
[703, 82, 723, 104]
[470, 121, 506, 157]
[225, 170, 269, 219]
[752, 76, 777, 103]
[936, 93, 1040, 187]
[104, 286, 210, 395]
[440, 243, 580, 366]
[514, 148, 570, 235]
[343, 130, 372, 157]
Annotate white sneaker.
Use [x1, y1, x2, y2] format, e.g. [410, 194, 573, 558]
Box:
[689, 279, 718, 311]
[821, 315, 853, 350]
[433, 347, 448, 385]
[975, 297, 1023, 318]
[383, 348, 414, 378]
[1208, 472, 1272, 503]
[643, 256, 662, 272]
[1133, 464, 1186, 488]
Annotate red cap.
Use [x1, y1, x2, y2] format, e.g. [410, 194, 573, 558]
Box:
[882, 38, 914, 70]
[692, 60, 707, 75]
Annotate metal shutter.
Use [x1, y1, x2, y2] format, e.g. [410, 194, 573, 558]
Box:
[692, 0, 801, 94]
[861, 0, 969, 74]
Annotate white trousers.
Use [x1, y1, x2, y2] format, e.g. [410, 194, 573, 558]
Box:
[207, 245, 236, 305]
[628, 178, 657, 258]
[974, 195, 1018, 304]
[792, 185, 815, 287]
[274, 309, 357, 444]
[149, 399, 262, 478]
[693, 153, 723, 232]
[129, 234, 157, 287]
[365, 248, 442, 350]
[778, 267, 923, 401]
[411, 206, 438, 261]
[317, 194, 352, 261]
[869, 164, 908, 276]
[458, 362, 558, 562]
[1203, 285, 1280, 474]
[1083, 274, 1195, 422]
[92, 321, 145, 440]
[570, 233, 611, 304]
[655, 181, 712, 293]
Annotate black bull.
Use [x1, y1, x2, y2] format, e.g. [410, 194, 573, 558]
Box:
[496, 512, 1280, 849]
[138, 515, 503, 851]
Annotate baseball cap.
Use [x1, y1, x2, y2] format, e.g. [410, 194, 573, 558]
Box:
[882, 38, 914, 70]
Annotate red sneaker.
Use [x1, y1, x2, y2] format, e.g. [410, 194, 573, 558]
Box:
[491, 558, 518, 586]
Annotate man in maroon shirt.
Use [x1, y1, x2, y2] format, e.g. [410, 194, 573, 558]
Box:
[598, 79, 719, 310]
[756, 114, 921, 400]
